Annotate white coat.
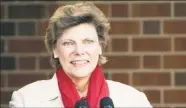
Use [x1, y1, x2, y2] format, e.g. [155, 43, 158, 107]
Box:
[9, 74, 152, 107]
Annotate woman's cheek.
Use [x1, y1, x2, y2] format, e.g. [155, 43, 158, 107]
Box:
[86, 45, 99, 53]
[61, 48, 74, 56]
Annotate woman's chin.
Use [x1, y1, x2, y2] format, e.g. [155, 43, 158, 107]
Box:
[71, 71, 92, 78]
[70, 66, 93, 76]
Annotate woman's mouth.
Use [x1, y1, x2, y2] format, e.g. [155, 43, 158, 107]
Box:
[70, 60, 89, 67]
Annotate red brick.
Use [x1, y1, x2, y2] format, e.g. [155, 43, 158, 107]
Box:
[1, 90, 13, 105]
[164, 20, 186, 34]
[1, 22, 15, 36]
[133, 38, 171, 52]
[143, 20, 160, 34]
[1, 4, 4, 19]
[143, 56, 161, 68]
[1, 74, 7, 88]
[37, 20, 48, 36]
[164, 89, 186, 103]
[110, 21, 140, 34]
[112, 38, 128, 52]
[143, 90, 161, 104]
[174, 3, 186, 17]
[132, 3, 171, 17]
[8, 5, 45, 19]
[96, 4, 110, 17]
[8, 39, 46, 53]
[175, 37, 186, 51]
[19, 56, 36, 69]
[39, 56, 52, 69]
[111, 73, 129, 85]
[175, 72, 186, 86]
[111, 4, 128, 17]
[18, 22, 35, 36]
[164, 55, 186, 69]
[1, 56, 15, 70]
[104, 56, 140, 69]
[8, 73, 47, 88]
[133, 72, 171, 86]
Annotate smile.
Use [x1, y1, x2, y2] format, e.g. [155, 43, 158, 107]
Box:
[70, 60, 89, 67]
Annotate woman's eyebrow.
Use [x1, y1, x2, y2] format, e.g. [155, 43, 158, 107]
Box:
[62, 39, 74, 42]
[61, 38, 96, 42]
[83, 37, 97, 40]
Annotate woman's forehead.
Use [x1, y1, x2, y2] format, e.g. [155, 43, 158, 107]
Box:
[59, 23, 98, 40]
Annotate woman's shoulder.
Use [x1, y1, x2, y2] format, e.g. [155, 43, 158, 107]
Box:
[18, 74, 58, 94]
[14, 79, 51, 99]
[15, 77, 58, 100]
[9, 77, 61, 107]
[106, 80, 152, 107]
[106, 80, 140, 94]
[18, 79, 50, 93]
[11, 78, 59, 101]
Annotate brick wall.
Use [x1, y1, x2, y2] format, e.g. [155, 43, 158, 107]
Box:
[1, 1, 186, 108]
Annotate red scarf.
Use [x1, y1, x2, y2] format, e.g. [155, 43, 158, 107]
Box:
[56, 65, 109, 107]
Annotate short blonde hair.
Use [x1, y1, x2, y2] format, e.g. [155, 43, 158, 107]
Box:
[45, 2, 110, 68]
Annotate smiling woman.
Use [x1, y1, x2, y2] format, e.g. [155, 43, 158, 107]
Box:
[9, 1, 152, 108]
[53, 23, 101, 79]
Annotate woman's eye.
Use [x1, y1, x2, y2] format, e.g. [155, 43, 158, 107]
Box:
[85, 40, 94, 44]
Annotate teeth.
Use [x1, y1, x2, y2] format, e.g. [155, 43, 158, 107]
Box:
[71, 61, 88, 64]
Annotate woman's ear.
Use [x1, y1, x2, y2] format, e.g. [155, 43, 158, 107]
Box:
[53, 49, 59, 58]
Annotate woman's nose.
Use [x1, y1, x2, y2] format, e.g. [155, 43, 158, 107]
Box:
[74, 43, 85, 55]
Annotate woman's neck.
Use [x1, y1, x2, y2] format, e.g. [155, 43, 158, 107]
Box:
[74, 77, 89, 92]
[69, 74, 90, 96]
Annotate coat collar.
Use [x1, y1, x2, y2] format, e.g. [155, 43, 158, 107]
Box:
[47, 73, 64, 107]
[36, 73, 61, 103]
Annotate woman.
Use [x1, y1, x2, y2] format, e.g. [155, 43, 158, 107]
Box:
[9, 2, 152, 107]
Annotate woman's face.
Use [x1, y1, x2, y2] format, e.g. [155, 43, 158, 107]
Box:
[53, 23, 102, 78]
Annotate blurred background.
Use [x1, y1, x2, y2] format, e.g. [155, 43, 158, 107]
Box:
[1, 0, 186, 108]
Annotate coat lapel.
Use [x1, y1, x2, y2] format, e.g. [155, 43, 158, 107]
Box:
[36, 73, 64, 107]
